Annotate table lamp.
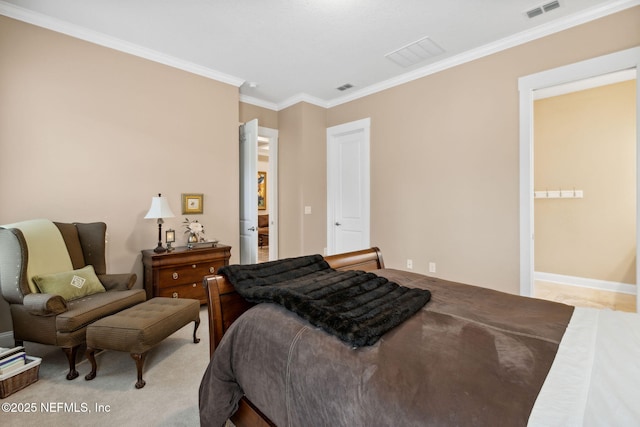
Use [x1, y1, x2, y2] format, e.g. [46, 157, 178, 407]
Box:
[144, 193, 176, 253]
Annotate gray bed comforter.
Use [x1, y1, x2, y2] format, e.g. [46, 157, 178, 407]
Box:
[199, 269, 573, 427]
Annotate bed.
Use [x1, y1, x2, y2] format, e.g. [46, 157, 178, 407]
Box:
[199, 247, 640, 427]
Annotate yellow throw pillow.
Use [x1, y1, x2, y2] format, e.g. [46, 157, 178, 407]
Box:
[33, 265, 106, 301]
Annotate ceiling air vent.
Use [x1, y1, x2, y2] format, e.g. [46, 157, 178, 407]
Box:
[526, 1, 560, 19]
[543, 0, 560, 12]
[385, 36, 445, 68]
[337, 83, 354, 91]
[526, 7, 544, 18]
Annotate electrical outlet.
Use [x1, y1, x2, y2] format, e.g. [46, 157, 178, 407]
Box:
[407, 259, 413, 269]
[429, 262, 436, 273]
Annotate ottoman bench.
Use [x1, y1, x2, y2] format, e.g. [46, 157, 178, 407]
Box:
[84, 297, 200, 388]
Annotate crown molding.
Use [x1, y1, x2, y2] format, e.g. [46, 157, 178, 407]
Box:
[325, 0, 640, 108]
[277, 94, 329, 111]
[241, 92, 329, 111]
[0, 1, 245, 87]
[239, 95, 279, 111]
[2, 0, 637, 110]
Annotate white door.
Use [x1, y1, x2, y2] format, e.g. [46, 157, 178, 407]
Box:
[239, 119, 258, 264]
[327, 118, 371, 255]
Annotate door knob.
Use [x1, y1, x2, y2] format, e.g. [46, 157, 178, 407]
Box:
[335, 222, 341, 226]
[248, 226, 256, 231]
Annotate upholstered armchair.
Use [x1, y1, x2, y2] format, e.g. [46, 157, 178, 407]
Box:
[0, 220, 146, 379]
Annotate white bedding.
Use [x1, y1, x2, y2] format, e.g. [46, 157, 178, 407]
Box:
[528, 307, 640, 426]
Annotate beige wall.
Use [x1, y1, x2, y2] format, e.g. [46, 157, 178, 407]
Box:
[0, 16, 240, 332]
[326, 7, 640, 292]
[240, 102, 278, 129]
[534, 80, 637, 284]
[276, 102, 327, 257]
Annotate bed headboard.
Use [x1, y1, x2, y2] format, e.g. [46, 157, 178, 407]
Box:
[202, 247, 385, 357]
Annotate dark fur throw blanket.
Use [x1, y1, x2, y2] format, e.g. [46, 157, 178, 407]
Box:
[218, 254, 431, 347]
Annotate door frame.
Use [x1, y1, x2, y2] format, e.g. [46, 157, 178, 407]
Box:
[518, 47, 640, 311]
[326, 118, 371, 255]
[259, 126, 279, 260]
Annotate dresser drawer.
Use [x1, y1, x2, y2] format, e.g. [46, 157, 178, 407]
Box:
[157, 282, 206, 303]
[142, 245, 232, 304]
[158, 262, 221, 285]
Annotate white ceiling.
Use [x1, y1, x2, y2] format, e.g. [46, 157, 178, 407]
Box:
[1, 0, 638, 110]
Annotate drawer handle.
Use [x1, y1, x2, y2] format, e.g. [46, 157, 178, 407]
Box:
[209, 267, 215, 273]
[192, 264, 197, 269]
[192, 283, 197, 288]
[172, 292, 178, 298]
[172, 272, 179, 280]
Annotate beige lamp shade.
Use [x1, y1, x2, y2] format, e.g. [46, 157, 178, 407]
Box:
[145, 194, 176, 219]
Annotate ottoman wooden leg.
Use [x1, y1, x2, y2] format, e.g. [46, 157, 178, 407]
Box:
[85, 347, 98, 381]
[131, 352, 147, 389]
[193, 318, 201, 344]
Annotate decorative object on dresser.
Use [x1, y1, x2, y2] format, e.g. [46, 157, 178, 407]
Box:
[142, 245, 231, 304]
[183, 217, 205, 247]
[144, 193, 176, 253]
[165, 228, 175, 252]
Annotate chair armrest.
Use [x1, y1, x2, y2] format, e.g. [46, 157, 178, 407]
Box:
[98, 273, 137, 291]
[23, 293, 68, 316]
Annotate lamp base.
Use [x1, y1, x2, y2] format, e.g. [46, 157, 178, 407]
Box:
[153, 242, 167, 253]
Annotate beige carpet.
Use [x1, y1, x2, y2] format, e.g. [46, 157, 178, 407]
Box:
[2, 306, 211, 426]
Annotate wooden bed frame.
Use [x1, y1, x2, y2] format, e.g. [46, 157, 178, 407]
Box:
[202, 247, 385, 427]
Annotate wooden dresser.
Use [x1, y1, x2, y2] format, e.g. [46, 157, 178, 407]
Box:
[142, 244, 231, 304]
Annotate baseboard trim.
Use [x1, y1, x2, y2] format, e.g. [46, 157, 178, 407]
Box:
[534, 272, 637, 295]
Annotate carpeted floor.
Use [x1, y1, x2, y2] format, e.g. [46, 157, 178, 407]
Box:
[2, 306, 211, 426]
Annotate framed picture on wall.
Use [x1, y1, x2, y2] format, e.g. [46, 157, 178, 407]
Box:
[258, 171, 267, 210]
[182, 193, 204, 214]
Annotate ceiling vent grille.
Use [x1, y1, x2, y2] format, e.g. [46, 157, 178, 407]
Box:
[336, 83, 354, 91]
[527, 1, 561, 18]
[385, 36, 445, 68]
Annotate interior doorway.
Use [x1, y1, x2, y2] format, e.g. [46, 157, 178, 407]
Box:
[532, 73, 636, 312]
[239, 121, 278, 265]
[518, 47, 640, 313]
[326, 118, 371, 255]
[258, 126, 278, 262]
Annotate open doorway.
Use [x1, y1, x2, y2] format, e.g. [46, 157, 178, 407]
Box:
[258, 126, 278, 262]
[532, 72, 636, 312]
[519, 46, 640, 313]
[258, 127, 278, 262]
[239, 121, 278, 265]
